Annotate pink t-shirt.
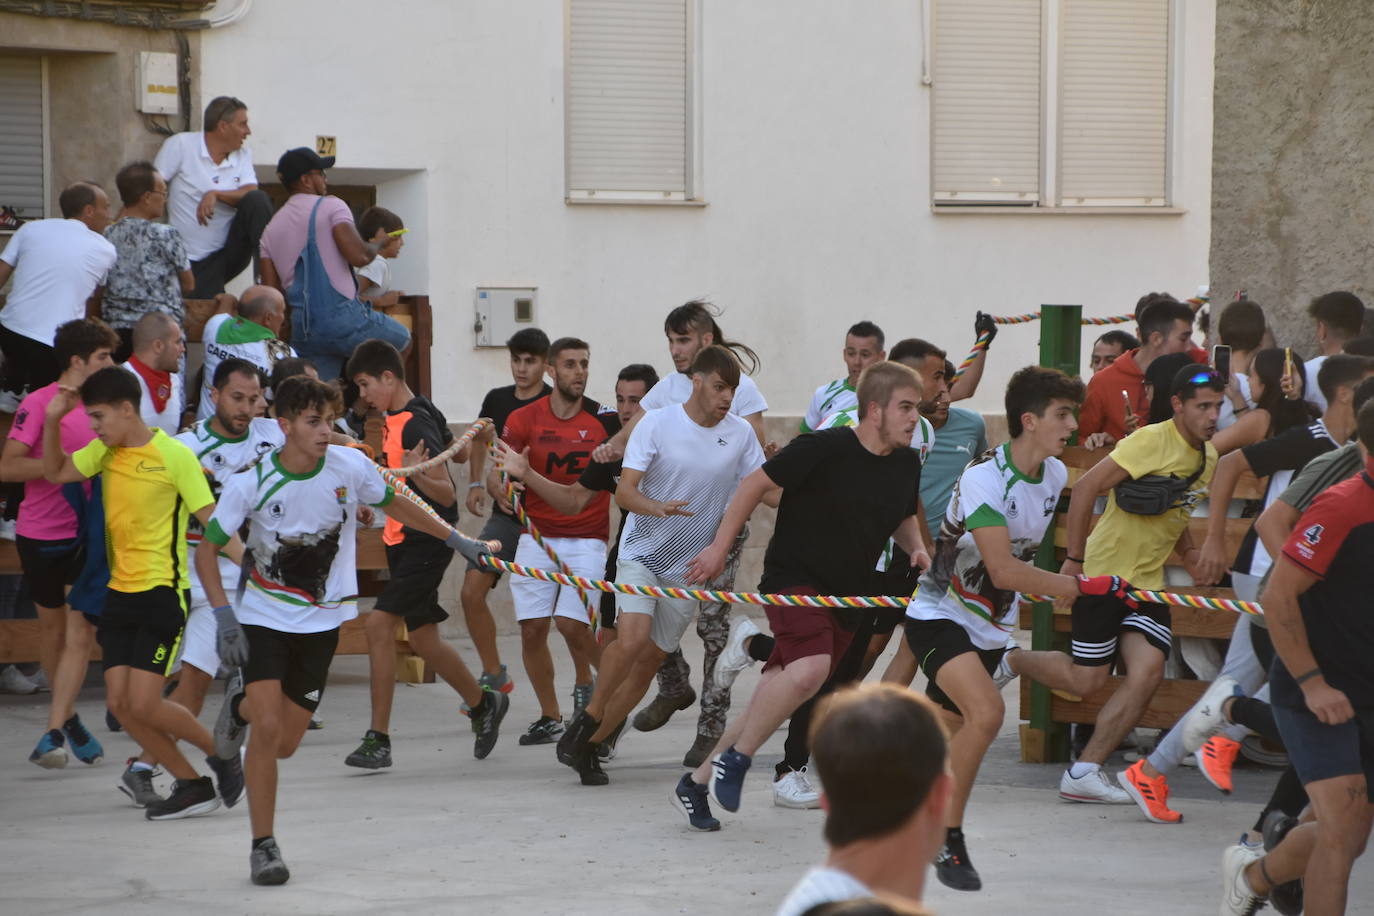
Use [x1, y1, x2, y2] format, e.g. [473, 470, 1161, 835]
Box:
[259, 194, 358, 300]
[8, 383, 95, 541]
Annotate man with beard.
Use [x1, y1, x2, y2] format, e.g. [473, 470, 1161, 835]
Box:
[498, 337, 620, 746]
[670, 361, 929, 830]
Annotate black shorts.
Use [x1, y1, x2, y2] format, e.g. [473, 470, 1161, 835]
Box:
[1070, 593, 1171, 666]
[465, 509, 521, 577]
[1271, 662, 1374, 792]
[16, 535, 82, 608]
[903, 617, 1007, 715]
[98, 586, 188, 676]
[376, 538, 453, 631]
[242, 625, 339, 713]
[0, 323, 59, 395]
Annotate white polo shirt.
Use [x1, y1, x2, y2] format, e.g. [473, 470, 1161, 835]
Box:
[153, 132, 258, 261]
[0, 218, 116, 345]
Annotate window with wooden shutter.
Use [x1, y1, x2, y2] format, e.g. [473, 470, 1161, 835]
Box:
[0, 55, 45, 221]
[931, 0, 1043, 204]
[1058, 0, 1169, 205]
[566, 0, 696, 202]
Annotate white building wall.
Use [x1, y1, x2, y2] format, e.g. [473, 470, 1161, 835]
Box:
[200, 0, 1214, 423]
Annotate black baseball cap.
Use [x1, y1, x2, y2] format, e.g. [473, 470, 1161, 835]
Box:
[276, 147, 335, 184]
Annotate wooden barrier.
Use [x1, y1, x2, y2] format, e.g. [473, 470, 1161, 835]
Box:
[1018, 445, 1266, 762]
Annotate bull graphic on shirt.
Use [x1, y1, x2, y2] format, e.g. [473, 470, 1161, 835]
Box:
[251, 509, 345, 603]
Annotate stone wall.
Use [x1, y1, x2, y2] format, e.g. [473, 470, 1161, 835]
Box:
[1209, 0, 1374, 350]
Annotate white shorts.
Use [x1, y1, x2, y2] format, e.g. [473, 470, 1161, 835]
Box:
[510, 534, 606, 625]
[615, 558, 698, 653]
[175, 589, 220, 677]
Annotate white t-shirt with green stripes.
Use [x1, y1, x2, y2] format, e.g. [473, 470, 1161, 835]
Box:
[818, 407, 934, 570]
[802, 378, 856, 432]
[204, 444, 395, 633]
[906, 442, 1066, 648]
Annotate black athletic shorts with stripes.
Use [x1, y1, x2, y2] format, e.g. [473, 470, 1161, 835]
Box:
[1069, 593, 1171, 666]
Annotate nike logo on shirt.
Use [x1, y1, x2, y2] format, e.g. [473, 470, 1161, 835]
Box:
[136, 461, 167, 473]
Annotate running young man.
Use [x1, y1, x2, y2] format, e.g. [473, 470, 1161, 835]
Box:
[800, 321, 886, 433]
[593, 300, 770, 767]
[199, 375, 494, 885]
[41, 366, 245, 819]
[10, 318, 117, 768]
[900, 366, 1102, 891]
[459, 327, 552, 697]
[556, 346, 765, 786]
[671, 361, 930, 830]
[346, 339, 508, 768]
[1005, 365, 1223, 813]
[499, 337, 618, 746]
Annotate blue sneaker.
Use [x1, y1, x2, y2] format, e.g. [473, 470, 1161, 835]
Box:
[62, 714, 103, 764]
[672, 774, 720, 831]
[709, 746, 752, 812]
[29, 729, 68, 769]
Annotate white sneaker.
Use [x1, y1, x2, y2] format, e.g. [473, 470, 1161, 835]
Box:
[993, 647, 1020, 689]
[773, 767, 821, 809]
[0, 666, 40, 694]
[1219, 843, 1267, 915]
[28, 668, 49, 692]
[0, 389, 22, 414]
[715, 617, 763, 690]
[0, 518, 16, 541]
[1059, 766, 1132, 804]
[1181, 675, 1239, 754]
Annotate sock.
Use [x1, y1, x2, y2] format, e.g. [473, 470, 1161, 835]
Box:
[130, 760, 154, 773]
[946, 826, 964, 840]
[251, 835, 274, 851]
[230, 693, 247, 727]
[1069, 761, 1100, 779]
[45, 728, 65, 746]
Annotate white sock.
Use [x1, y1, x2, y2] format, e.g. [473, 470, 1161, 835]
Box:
[130, 761, 154, 773]
[1069, 761, 1100, 779]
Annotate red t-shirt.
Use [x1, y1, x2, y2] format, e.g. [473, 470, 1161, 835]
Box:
[502, 396, 618, 539]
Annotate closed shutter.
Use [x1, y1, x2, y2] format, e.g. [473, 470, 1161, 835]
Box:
[932, 0, 1042, 204]
[1058, 0, 1169, 205]
[567, 0, 690, 199]
[0, 55, 45, 220]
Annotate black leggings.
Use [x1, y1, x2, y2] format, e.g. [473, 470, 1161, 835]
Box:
[1245, 623, 1309, 831]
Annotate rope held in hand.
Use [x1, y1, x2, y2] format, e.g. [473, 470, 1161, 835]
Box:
[498, 463, 599, 629]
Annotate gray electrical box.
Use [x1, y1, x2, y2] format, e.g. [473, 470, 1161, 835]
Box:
[474, 287, 537, 347]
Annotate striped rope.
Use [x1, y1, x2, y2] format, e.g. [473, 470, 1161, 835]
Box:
[987, 312, 1137, 326]
[476, 557, 1262, 616]
[951, 332, 992, 383]
[389, 418, 492, 477]
[498, 468, 599, 628]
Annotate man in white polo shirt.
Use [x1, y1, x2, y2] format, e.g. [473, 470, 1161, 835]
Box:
[154, 96, 272, 297]
[0, 181, 116, 412]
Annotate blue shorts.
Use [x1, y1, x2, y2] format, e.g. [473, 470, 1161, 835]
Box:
[1272, 661, 1374, 793]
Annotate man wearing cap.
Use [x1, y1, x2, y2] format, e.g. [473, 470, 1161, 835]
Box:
[154, 96, 273, 297]
[258, 148, 410, 380]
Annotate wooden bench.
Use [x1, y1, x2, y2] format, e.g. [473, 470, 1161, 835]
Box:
[1018, 445, 1266, 762]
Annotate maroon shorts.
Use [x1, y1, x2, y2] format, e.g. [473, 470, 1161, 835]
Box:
[762, 586, 855, 674]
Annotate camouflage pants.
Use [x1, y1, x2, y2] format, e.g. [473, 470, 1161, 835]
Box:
[655, 525, 748, 742]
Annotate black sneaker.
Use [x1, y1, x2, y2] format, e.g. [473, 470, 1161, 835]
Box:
[556, 710, 598, 768]
[573, 741, 609, 786]
[250, 837, 290, 886]
[345, 731, 392, 769]
[206, 753, 246, 807]
[1263, 811, 1303, 916]
[214, 669, 247, 760]
[518, 715, 564, 746]
[145, 776, 220, 821]
[671, 773, 720, 831]
[934, 829, 982, 891]
[597, 717, 627, 761]
[471, 692, 510, 760]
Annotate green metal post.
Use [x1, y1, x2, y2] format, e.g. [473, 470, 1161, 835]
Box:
[1028, 305, 1081, 762]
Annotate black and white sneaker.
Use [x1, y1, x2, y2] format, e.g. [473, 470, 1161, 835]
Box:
[935, 829, 982, 891]
[597, 717, 627, 761]
[671, 773, 721, 831]
[518, 715, 564, 746]
[471, 691, 510, 760]
[206, 752, 246, 808]
[145, 776, 220, 820]
[214, 669, 247, 760]
[556, 710, 597, 767]
[250, 837, 290, 886]
[1262, 811, 1303, 916]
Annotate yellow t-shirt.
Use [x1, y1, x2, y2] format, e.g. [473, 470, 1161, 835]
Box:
[73, 429, 214, 594]
[1085, 420, 1216, 589]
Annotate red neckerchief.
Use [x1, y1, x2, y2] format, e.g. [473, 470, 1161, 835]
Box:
[127, 355, 171, 413]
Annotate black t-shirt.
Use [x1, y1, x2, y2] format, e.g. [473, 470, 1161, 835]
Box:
[759, 427, 920, 599]
[580, 458, 626, 584]
[383, 395, 459, 541]
[1233, 420, 1339, 574]
[478, 383, 552, 516]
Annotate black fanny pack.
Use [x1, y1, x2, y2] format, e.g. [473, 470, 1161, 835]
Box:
[1113, 445, 1206, 516]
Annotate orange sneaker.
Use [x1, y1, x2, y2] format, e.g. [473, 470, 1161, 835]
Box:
[1198, 736, 1241, 794]
[1118, 760, 1182, 824]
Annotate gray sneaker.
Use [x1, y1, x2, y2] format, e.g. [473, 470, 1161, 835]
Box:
[251, 837, 290, 886]
[118, 759, 164, 808]
[214, 668, 247, 760]
[572, 681, 594, 719]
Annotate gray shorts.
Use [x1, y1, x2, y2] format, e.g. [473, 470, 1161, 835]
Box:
[615, 558, 698, 653]
[465, 509, 522, 577]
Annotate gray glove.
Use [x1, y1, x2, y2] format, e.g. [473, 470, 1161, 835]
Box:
[213, 604, 250, 666]
[446, 529, 495, 568]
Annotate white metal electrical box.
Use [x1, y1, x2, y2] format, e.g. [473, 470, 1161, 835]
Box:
[137, 52, 179, 116]
[474, 287, 537, 348]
